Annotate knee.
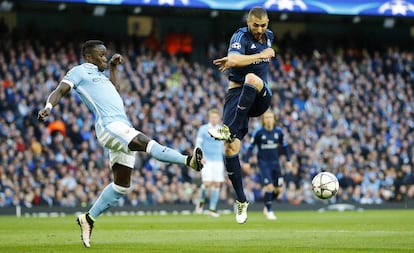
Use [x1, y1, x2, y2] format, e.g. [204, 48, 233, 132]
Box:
[128, 133, 150, 151]
[264, 184, 274, 192]
[112, 183, 129, 195]
[224, 142, 240, 156]
[245, 73, 263, 90]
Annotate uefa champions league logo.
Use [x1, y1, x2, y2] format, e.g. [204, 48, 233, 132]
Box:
[264, 0, 307, 11]
[143, 0, 189, 6]
[379, 0, 414, 15]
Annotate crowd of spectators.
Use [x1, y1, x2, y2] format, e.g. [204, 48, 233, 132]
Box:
[0, 28, 414, 209]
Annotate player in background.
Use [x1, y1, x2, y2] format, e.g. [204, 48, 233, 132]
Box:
[195, 108, 225, 217]
[208, 6, 275, 224]
[37, 40, 203, 248]
[242, 109, 291, 220]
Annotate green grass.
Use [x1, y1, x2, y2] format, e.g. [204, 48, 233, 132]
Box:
[0, 210, 413, 253]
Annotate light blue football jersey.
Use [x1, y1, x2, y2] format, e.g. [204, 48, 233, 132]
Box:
[62, 63, 131, 135]
[196, 123, 224, 162]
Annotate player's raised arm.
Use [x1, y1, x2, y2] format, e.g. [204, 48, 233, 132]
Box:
[37, 81, 71, 122]
[109, 53, 124, 92]
[227, 47, 275, 68]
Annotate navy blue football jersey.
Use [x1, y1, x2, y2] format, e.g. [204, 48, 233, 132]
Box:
[244, 126, 290, 163]
[227, 27, 274, 84]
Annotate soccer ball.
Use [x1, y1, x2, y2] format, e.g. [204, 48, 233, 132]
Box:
[311, 172, 339, 200]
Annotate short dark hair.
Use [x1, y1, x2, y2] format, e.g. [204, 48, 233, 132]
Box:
[248, 6, 268, 19]
[81, 40, 104, 57]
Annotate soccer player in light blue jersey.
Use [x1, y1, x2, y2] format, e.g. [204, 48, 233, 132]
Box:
[195, 108, 225, 217]
[37, 40, 203, 248]
[208, 7, 275, 224]
[243, 109, 291, 220]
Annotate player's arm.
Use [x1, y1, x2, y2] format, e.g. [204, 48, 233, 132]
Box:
[278, 131, 292, 170]
[109, 53, 124, 92]
[242, 133, 258, 163]
[213, 48, 275, 71]
[227, 48, 275, 68]
[37, 81, 71, 122]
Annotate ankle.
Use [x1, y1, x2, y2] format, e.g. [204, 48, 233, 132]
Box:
[86, 213, 95, 224]
[186, 155, 191, 166]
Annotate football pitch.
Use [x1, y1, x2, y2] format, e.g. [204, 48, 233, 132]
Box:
[0, 209, 413, 253]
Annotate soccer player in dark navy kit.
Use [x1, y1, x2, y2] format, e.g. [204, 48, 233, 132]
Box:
[209, 6, 275, 224]
[243, 109, 291, 220]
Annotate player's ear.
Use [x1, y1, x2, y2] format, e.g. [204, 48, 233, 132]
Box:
[83, 52, 92, 62]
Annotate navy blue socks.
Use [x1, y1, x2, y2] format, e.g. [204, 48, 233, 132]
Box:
[225, 155, 247, 203]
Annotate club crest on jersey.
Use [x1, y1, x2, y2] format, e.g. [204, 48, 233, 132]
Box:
[231, 42, 241, 49]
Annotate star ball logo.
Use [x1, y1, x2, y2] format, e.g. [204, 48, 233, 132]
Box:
[231, 42, 242, 50]
[379, 0, 414, 16]
[143, 0, 189, 5]
[264, 0, 307, 11]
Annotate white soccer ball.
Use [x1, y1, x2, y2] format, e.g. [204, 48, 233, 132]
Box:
[311, 172, 339, 200]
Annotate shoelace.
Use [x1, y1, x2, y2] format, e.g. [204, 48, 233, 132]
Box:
[237, 203, 244, 215]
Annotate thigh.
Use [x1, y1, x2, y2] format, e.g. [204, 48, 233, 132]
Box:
[98, 121, 138, 169]
[98, 121, 140, 153]
[259, 161, 274, 186]
[109, 149, 136, 169]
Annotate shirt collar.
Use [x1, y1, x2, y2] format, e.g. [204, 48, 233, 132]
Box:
[83, 63, 99, 70]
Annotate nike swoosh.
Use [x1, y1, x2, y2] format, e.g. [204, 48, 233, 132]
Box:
[237, 105, 247, 110]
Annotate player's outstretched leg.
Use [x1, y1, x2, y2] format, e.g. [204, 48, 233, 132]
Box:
[77, 213, 94, 248]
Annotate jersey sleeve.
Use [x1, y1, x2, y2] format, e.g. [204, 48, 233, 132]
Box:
[243, 130, 259, 163]
[61, 66, 82, 89]
[228, 29, 247, 55]
[277, 128, 291, 161]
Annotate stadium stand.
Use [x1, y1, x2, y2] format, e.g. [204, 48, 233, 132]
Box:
[0, 17, 413, 210]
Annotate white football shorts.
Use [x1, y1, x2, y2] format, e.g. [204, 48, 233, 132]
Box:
[201, 160, 225, 182]
[97, 121, 140, 168]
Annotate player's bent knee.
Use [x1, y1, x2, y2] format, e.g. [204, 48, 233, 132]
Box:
[264, 184, 274, 191]
[245, 73, 263, 89]
[111, 182, 129, 195]
[128, 132, 150, 151]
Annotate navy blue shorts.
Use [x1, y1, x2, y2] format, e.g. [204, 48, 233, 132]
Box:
[222, 85, 272, 140]
[258, 160, 283, 187]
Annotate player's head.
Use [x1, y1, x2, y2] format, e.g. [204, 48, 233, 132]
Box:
[208, 108, 221, 126]
[246, 7, 269, 41]
[260, 109, 276, 130]
[81, 40, 108, 72]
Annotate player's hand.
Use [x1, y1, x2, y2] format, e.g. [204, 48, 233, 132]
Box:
[213, 56, 229, 72]
[37, 108, 51, 122]
[109, 54, 124, 66]
[259, 48, 275, 59]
